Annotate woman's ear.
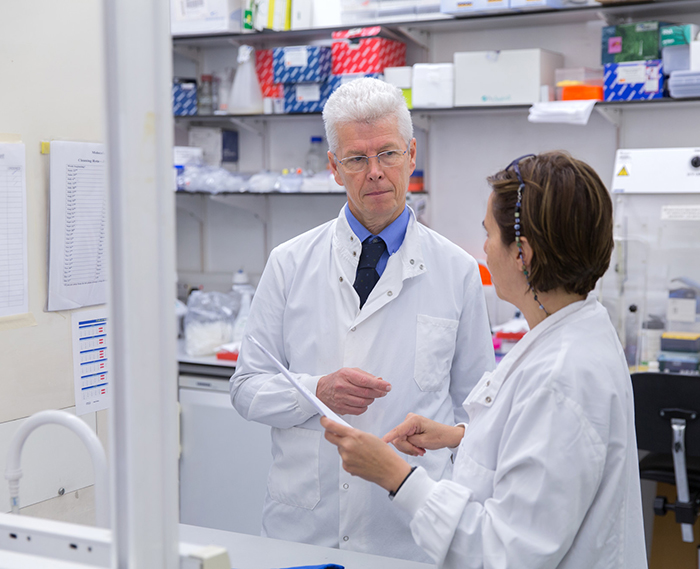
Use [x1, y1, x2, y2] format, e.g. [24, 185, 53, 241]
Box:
[518, 237, 534, 269]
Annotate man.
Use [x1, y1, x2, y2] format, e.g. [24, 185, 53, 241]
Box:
[230, 78, 494, 563]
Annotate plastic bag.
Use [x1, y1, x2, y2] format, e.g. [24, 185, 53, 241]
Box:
[184, 290, 241, 356]
[228, 45, 264, 115]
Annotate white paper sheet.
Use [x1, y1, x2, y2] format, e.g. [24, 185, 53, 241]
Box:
[247, 335, 353, 428]
[72, 308, 110, 415]
[0, 143, 28, 318]
[48, 141, 107, 311]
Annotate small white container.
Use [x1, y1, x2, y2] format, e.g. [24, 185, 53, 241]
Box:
[412, 63, 454, 108]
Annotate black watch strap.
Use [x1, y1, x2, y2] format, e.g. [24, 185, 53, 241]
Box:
[389, 466, 418, 500]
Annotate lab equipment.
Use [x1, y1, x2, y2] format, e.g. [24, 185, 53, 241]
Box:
[184, 290, 239, 356]
[305, 137, 326, 175]
[198, 74, 213, 114]
[246, 335, 353, 428]
[228, 45, 263, 115]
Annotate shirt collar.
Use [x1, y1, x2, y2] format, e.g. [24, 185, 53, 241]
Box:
[344, 204, 410, 256]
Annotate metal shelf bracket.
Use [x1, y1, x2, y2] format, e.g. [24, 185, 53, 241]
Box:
[595, 106, 622, 128]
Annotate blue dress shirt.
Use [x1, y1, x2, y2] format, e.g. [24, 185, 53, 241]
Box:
[344, 204, 410, 277]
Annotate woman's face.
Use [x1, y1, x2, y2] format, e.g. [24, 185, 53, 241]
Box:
[483, 193, 522, 304]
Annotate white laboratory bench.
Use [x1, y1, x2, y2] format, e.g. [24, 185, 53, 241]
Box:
[180, 523, 435, 569]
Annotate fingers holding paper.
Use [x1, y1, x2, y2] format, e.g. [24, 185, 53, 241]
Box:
[321, 417, 411, 493]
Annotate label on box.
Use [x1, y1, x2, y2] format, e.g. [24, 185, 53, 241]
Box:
[608, 37, 622, 54]
[667, 298, 697, 323]
[644, 66, 660, 93]
[616, 65, 646, 84]
[661, 205, 700, 221]
[296, 84, 321, 102]
[284, 46, 309, 68]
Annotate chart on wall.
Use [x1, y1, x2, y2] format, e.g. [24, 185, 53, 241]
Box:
[72, 307, 110, 415]
[48, 141, 107, 311]
[0, 142, 28, 318]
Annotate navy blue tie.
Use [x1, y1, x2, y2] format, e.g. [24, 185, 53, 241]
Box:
[354, 236, 386, 309]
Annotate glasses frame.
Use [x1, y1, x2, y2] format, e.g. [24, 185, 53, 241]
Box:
[333, 149, 408, 172]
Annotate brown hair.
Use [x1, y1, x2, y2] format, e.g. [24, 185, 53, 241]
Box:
[488, 151, 614, 296]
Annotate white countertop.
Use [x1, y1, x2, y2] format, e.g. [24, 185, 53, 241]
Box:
[179, 524, 435, 569]
[177, 338, 236, 368]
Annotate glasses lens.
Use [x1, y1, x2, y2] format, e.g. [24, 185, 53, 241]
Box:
[342, 156, 369, 172]
[378, 150, 404, 167]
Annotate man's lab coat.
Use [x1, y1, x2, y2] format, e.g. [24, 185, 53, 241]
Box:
[231, 206, 494, 562]
[393, 295, 648, 569]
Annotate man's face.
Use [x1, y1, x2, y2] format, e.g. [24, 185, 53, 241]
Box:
[328, 118, 416, 234]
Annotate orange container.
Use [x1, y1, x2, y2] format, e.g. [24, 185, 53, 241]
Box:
[561, 85, 604, 101]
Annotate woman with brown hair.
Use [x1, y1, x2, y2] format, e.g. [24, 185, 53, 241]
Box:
[321, 151, 647, 568]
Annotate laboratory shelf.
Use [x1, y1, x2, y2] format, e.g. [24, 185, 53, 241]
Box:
[175, 190, 428, 196]
[171, 0, 700, 49]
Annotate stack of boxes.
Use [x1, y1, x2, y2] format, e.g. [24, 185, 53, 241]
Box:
[273, 45, 333, 113]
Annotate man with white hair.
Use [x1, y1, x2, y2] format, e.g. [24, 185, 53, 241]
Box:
[230, 77, 494, 563]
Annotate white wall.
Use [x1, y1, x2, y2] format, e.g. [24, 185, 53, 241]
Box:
[0, 0, 108, 524]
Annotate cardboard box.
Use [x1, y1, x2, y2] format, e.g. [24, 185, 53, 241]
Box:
[173, 78, 197, 116]
[660, 24, 699, 47]
[331, 27, 406, 75]
[256, 49, 284, 98]
[273, 46, 332, 84]
[441, 0, 509, 15]
[601, 21, 671, 65]
[604, 60, 665, 101]
[170, 0, 243, 35]
[412, 64, 454, 108]
[454, 49, 564, 106]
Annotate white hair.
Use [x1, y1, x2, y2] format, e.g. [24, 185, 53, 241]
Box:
[322, 77, 413, 154]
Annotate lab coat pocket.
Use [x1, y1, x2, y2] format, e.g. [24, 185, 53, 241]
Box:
[414, 314, 459, 392]
[454, 451, 496, 504]
[268, 426, 322, 510]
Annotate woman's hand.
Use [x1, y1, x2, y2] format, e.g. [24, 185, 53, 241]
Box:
[382, 413, 465, 457]
[321, 417, 412, 493]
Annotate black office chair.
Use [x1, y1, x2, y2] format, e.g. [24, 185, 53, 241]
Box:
[631, 372, 700, 555]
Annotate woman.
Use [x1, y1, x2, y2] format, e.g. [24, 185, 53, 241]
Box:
[321, 152, 647, 568]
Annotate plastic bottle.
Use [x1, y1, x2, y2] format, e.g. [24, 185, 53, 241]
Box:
[198, 74, 213, 115]
[231, 269, 255, 299]
[305, 136, 327, 175]
[228, 45, 264, 115]
[230, 291, 252, 345]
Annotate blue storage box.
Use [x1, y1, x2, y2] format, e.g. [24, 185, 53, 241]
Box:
[173, 78, 198, 116]
[283, 81, 335, 114]
[273, 46, 332, 84]
[604, 60, 665, 101]
[326, 72, 384, 92]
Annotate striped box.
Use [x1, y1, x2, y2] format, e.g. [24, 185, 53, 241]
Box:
[331, 27, 406, 75]
[273, 46, 332, 84]
[604, 60, 665, 101]
[255, 49, 284, 98]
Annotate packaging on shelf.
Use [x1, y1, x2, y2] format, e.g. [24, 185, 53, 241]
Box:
[661, 25, 699, 75]
[255, 49, 284, 98]
[440, 0, 509, 15]
[173, 78, 198, 116]
[510, 0, 599, 8]
[170, 0, 243, 35]
[384, 66, 413, 108]
[253, 0, 292, 31]
[412, 63, 454, 108]
[453, 48, 564, 106]
[273, 46, 332, 84]
[284, 81, 335, 113]
[326, 72, 384, 92]
[554, 67, 603, 100]
[601, 21, 672, 65]
[660, 24, 699, 48]
[331, 27, 406, 75]
[668, 70, 700, 99]
[603, 60, 665, 101]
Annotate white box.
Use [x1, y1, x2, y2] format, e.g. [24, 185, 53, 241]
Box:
[691, 41, 700, 72]
[384, 66, 413, 89]
[412, 64, 454, 108]
[510, 0, 598, 8]
[454, 49, 564, 106]
[171, 0, 243, 35]
[441, 0, 509, 15]
[291, 0, 312, 29]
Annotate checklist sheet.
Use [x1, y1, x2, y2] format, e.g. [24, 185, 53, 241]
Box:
[0, 143, 28, 318]
[48, 141, 107, 311]
[72, 308, 110, 415]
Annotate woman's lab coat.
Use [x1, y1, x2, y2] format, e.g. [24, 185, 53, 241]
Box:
[231, 207, 494, 562]
[393, 295, 648, 569]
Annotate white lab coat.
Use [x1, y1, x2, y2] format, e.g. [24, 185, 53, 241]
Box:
[393, 295, 648, 569]
[231, 206, 494, 563]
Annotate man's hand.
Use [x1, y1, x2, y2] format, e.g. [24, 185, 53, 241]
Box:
[316, 368, 392, 416]
[321, 417, 411, 493]
[383, 413, 465, 457]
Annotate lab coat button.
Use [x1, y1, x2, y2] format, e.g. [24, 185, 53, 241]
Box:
[343, 536, 349, 542]
[410, 259, 415, 264]
[486, 380, 490, 386]
[351, 327, 356, 332]
[353, 251, 357, 256]
[419, 264, 424, 270]
[485, 396, 492, 403]
[343, 483, 349, 489]
[387, 291, 393, 297]
[339, 277, 343, 282]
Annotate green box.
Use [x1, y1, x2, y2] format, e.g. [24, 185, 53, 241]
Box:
[660, 24, 700, 47]
[601, 21, 673, 65]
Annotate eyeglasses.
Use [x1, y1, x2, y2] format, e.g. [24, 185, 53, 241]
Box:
[333, 149, 408, 173]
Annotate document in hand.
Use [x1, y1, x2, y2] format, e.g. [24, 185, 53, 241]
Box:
[246, 335, 353, 429]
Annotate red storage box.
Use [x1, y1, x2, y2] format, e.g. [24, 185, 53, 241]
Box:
[331, 27, 406, 75]
[255, 49, 283, 98]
